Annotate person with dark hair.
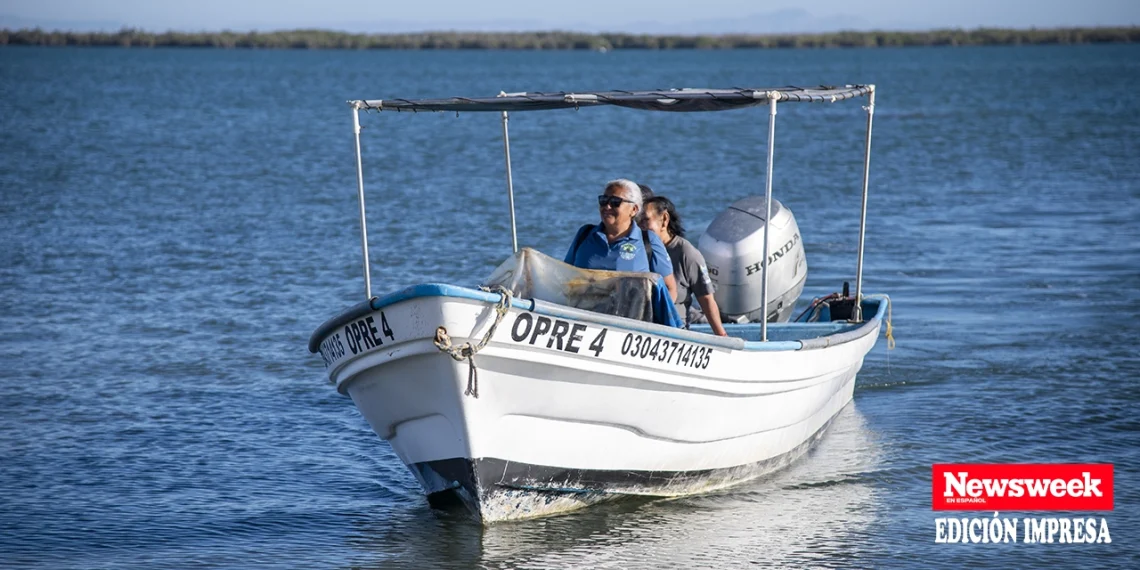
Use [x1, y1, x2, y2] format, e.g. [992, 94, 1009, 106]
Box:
[640, 196, 729, 336]
[636, 183, 654, 200]
[635, 183, 654, 225]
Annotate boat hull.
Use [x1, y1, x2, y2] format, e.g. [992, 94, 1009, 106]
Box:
[412, 410, 843, 521]
[312, 285, 885, 522]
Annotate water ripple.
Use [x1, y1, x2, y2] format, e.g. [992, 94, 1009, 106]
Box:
[2, 45, 1138, 569]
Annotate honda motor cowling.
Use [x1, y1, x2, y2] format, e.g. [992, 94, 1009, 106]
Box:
[698, 196, 807, 323]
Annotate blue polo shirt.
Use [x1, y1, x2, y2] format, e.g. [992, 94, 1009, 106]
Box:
[564, 224, 674, 277]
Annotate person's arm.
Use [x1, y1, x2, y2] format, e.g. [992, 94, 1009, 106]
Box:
[664, 273, 678, 303]
[646, 232, 677, 301]
[685, 243, 724, 335]
[697, 293, 728, 336]
[565, 224, 591, 265]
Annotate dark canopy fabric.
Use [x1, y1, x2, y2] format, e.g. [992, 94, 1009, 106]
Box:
[351, 85, 872, 113]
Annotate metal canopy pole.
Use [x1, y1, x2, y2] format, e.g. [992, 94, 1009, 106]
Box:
[351, 105, 373, 300]
[501, 111, 519, 253]
[761, 92, 779, 342]
[853, 86, 876, 322]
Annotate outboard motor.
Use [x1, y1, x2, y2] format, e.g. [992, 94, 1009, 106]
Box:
[698, 196, 807, 323]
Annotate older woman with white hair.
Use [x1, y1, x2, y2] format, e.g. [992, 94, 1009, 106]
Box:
[564, 179, 678, 302]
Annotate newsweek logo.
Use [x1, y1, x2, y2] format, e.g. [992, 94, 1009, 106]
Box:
[933, 464, 1113, 511]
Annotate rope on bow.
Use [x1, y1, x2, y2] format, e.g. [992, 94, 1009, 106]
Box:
[432, 286, 513, 398]
[883, 295, 895, 350]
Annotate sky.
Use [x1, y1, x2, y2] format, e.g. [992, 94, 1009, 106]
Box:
[1, 0, 1138, 34]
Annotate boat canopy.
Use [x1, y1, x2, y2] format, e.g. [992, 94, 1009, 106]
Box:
[346, 82, 877, 336]
[351, 85, 872, 113]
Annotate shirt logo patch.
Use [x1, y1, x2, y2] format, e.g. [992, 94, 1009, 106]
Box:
[619, 243, 637, 260]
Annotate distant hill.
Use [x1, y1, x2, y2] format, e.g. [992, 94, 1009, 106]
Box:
[0, 8, 1071, 36]
[1, 26, 1138, 50]
[620, 9, 873, 35]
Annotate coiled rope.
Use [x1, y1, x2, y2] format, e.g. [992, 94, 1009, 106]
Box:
[432, 286, 513, 398]
[884, 295, 895, 350]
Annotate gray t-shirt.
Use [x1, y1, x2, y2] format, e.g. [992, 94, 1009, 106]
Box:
[665, 236, 715, 325]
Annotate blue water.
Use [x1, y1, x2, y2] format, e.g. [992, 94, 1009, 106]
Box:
[2, 45, 1138, 568]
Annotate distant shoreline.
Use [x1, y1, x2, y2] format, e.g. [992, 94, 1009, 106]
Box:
[1, 27, 1137, 50]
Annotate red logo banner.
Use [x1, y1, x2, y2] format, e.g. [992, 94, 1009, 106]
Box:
[932, 464, 1113, 511]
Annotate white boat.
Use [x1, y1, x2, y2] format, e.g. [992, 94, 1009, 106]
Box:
[309, 86, 892, 523]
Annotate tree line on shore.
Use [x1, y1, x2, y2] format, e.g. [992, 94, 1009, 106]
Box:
[1, 26, 1137, 50]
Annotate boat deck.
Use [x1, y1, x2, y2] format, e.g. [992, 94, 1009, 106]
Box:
[694, 322, 863, 342]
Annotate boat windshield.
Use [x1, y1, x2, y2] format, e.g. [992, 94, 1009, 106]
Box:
[483, 248, 681, 327]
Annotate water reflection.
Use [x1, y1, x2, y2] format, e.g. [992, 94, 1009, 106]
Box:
[345, 403, 882, 568]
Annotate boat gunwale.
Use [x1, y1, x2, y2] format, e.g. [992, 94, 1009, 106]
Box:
[308, 283, 888, 354]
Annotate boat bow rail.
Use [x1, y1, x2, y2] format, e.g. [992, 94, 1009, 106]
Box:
[307, 283, 890, 357]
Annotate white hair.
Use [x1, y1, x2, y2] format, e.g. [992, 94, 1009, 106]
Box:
[605, 178, 643, 211]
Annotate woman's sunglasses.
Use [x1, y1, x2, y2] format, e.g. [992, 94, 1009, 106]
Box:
[597, 195, 634, 209]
